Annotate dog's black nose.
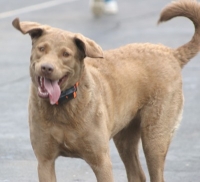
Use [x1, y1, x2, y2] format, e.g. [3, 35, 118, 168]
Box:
[41, 63, 54, 74]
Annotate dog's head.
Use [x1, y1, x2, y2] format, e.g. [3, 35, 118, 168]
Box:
[12, 18, 103, 105]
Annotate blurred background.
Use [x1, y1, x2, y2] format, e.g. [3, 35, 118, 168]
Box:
[0, 0, 199, 181]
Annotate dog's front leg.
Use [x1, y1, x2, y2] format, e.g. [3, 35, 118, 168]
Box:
[30, 126, 57, 182]
[85, 151, 114, 182]
[37, 158, 56, 182]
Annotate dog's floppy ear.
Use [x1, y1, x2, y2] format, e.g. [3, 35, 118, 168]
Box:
[74, 33, 104, 58]
[12, 18, 43, 39]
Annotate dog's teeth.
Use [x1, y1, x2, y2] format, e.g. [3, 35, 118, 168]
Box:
[38, 87, 48, 97]
[40, 77, 43, 86]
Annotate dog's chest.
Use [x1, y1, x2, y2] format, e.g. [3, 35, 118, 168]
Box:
[49, 124, 82, 158]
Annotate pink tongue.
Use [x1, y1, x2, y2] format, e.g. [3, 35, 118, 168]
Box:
[44, 78, 61, 105]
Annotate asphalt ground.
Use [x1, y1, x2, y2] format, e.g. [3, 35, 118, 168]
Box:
[0, 0, 200, 181]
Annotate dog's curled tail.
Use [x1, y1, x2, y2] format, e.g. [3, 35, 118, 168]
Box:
[158, 0, 200, 68]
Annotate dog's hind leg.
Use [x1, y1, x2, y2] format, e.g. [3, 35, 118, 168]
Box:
[113, 116, 146, 182]
[140, 92, 183, 182]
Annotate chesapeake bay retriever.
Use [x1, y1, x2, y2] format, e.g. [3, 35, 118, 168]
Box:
[12, 0, 200, 181]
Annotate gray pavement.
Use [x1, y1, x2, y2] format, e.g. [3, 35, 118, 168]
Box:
[0, 0, 200, 181]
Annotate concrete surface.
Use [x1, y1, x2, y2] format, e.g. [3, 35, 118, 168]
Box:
[0, 0, 199, 181]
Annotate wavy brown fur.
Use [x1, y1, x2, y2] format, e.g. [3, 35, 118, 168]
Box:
[158, 0, 200, 68]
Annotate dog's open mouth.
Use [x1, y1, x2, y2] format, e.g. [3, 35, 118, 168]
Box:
[38, 75, 68, 105]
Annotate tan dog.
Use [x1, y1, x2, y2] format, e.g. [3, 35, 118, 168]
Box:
[12, 0, 200, 182]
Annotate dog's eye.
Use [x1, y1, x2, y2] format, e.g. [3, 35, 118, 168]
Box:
[63, 52, 69, 57]
[38, 47, 45, 52]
